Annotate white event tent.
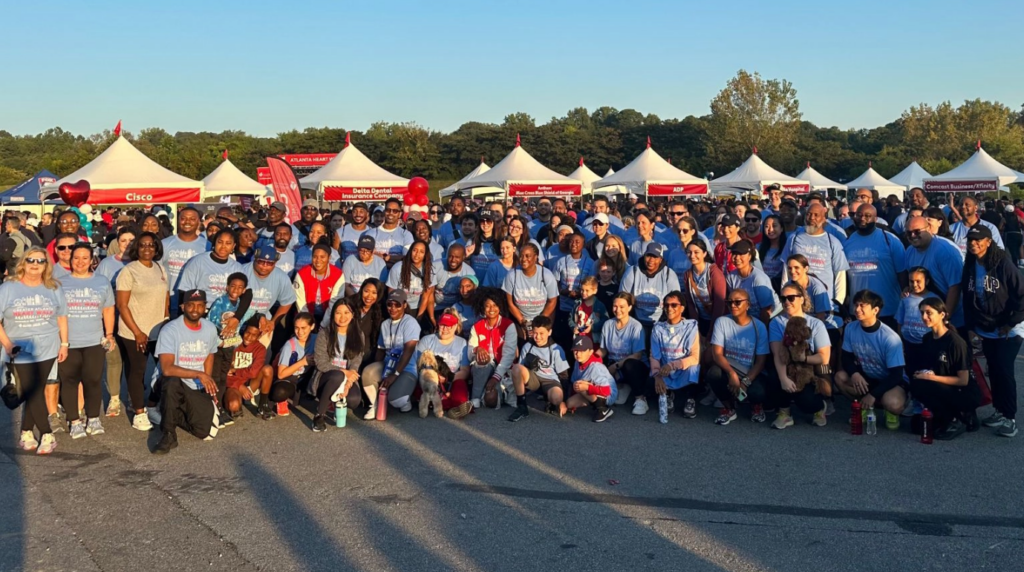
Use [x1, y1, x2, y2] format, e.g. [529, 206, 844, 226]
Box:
[201, 156, 267, 201]
[567, 158, 603, 194]
[40, 135, 204, 204]
[923, 144, 1024, 193]
[595, 167, 629, 195]
[846, 165, 906, 199]
[457, 135, 581, 198]
[795, 163, 847, 192]
[300, 133, 409, 202]
[710, 151, 809, 196]
[889, 161, 931, 191]
[440, 160, 502, 199]
[593, 139, 708, 196]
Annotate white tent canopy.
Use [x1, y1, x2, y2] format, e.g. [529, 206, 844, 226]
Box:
[440, 161, 502, 199]
[710, 152, 809, 195]
[795, 163, 847, 191]
[201, 158, 268, 199]
[567, 158, 603, 194]
[924, 145, 1024, 193]
[457, 136, 581, 198]
[300, 133, 408, 201]
[593, 140, 708, 196]
[40, 136, 203, 204]
[595, 167, 629, 195]
[846, 165, 906, 199]
[889, 161, 931, 191]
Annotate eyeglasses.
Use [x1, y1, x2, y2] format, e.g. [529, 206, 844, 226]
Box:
[504, 215, 516, 220]
[55, 245, 74, 251]
[744, 217, 760, 223]
[907, 229, 924, 237]
[727, 299, 748, 307]
[386, 301, 404, 308]
[302, 206, 317, 211]
[24, 257, 46, 265]
[430, 210, 442, 215]
[664, 302, 682, 308]
[138, 243, 156, 249]
[255, 260, 276, 266]
[782, 294, 803, 302]
[384, 208, 402, 214]
[669, 211, 686, 216]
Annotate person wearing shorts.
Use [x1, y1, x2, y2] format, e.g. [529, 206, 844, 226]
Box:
[507, 315, 569, 422]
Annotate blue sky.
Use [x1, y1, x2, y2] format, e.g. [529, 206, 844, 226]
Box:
[1, 0, 1021, 137]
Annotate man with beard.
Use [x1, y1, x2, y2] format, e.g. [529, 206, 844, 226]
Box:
[843, 204, 906, 329]
[337, 202, 372, 259]
[243, 247, 297, 351]
[255, 202, 299, 251]
[363, 197, 413, 268]
[781, 203, 850, 307]
[892, 187, 930, 235]
[434, 243, 475, 313]
[162, 207, 209, 316]
[270, 224, 297, 277]
[295, 199, 320, 241]
[436, 195, 468, 250]
[778, 199, 800, 234]
[528, 197, 555, 238]
[904, 216, 965, 332]
[949, 195, 1004, 255]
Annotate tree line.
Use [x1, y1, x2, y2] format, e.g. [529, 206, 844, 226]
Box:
[1, 70, 1022, 192]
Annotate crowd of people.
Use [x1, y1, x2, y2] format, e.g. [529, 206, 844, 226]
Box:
[1, 185, 1022, 456]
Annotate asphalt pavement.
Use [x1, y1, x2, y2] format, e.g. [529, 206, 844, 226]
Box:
[2, 354, 1024, 572]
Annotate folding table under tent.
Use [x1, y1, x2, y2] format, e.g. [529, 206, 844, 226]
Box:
[299, 133, 409, 202]
[795, 163, 847, 193]
[457, 135, 581, 199]
[200, 157, 268, 203]
[39, 136, 204, 205]
[889, 161, 931, 192]
[710, 151, 809, 196]
[592, 139, 708, 197]
[923, 145, 1024, 194]
[440, 161, 502, 199]
[845, 165, 906, 200]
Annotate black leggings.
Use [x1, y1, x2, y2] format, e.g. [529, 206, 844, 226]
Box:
[909, 379, 981, 429]
[766, 371, 824, 414]
[118, 336, 156, 411]
[706, 365, 769, 409]
[15, 358, 56, 435]
[316, 370, 362, 415]
[58, 345, 105, 421]
[617, 358, 650, 404]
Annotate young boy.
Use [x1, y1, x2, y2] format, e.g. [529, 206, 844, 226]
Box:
[207, 272, 256, 415]
[508, 315, 570, 422]
[566, 335, 617, 423]
[223, 317, 274, 419]
[570, 276, 607, 340]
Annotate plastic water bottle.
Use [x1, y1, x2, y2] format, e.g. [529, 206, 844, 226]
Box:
[376, 387, 388, 421]
[335, 398, 348, 428]
[865, 407, 877, 435]
[658, 394, 668, 424]
[850, 400, 863, 435]
[921, 408, 933, 445]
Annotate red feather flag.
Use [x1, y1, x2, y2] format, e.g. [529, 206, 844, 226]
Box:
[222, 149, 229, 161]
[113, 120, 122, 137]
[266, 157, 303, 224]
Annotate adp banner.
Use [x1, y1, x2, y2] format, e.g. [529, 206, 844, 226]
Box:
[265, 157, 303, 224]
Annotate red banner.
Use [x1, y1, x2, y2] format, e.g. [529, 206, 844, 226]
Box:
[647, 183, 708, 196]
[762, 183, 811, 195]
[323, 186, 407, 202]
[86, 187, 202, 204]
[278, 153, 337, 167]
[508, 183, 581, 197]
[256, 167, 272, 185]
[923, 179, 999, 192]
[266, 157, 303, 223]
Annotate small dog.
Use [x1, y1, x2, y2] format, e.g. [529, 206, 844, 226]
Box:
[417, 350, 445, 418]
[780, 316, 832, 396]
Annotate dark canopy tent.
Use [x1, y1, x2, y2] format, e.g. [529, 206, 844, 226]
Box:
[0, 170, 60, 205]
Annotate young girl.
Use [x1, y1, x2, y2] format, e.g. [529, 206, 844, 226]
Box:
[273, 312, 317, 416]
[570, 276, 607, 340]
[895, 267, 938, 376]
[595, 260, 619, 312]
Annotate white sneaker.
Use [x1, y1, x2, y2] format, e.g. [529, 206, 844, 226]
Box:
[132, 410, 153, 431]
[399, 402, 413, 413]
[37, 434, 56, 455]
[471, 398, 481, 410]
[249, 388, 261, 408]
[616, 385, 632, 406]
[363, 408, 376, 420]
[20, 431, 38, 451]
[106, 396, 122, 417]
[632, 398, 649, 416]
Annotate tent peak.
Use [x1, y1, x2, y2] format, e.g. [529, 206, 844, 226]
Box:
[646, 136, 651, 149]
[515, 133, 521, 147]
[753, 146, 758, 154]
[222, 149, 228, 161]
[977, 140, 982, 150]
[579, 157, 584, 166]
[345, 132, 351, 148]
[113, 120, 122, 138]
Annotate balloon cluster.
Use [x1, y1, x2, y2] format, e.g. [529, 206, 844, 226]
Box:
[71, 204, 93, 236]
[58, 180, 93, 236]
[402, 177, 430, 221]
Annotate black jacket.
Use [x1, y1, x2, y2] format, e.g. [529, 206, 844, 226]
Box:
[962, 251, 1024, 332]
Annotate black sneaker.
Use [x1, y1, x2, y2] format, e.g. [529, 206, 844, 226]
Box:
[593, 408, 614, 423]
[312, 415, 328, 433]
[508, 405, 529, 423]
[682, 398, 697, 419]
[153, 431, 178, 455]
[935, 420, 966, 441]
[964, 411, 980, 432]
[259, 402, 276, 421]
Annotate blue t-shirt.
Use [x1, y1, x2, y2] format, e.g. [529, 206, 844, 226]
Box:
[177, 252, 243, 305]
[803, 276, 841, 329]
[769, 313, 831, 354]
[341, 254, 388, 290]
[95, 255, 128, 286]
[842, 321, 905, 380]
[278, 334, 317, 377]
[600, 318, 647, 365]
[627, 237, 659, 266]
[554, 254, 596, 312]
[570, 359, 616, 403]
[363, 225, 413, 261]
[895, 293, 931, 344]
[242, 265, 298, 318]
[781, 230, 849, 299]
[844, 229, 906, 317]
[710, 316, 769, 376]
[482, 259, 514, 289]
[62, 274, 115, 349]
[905, 240, 964, 327]
[337, 225, 373, 260]
[405, 334, 469, 376]
[0, 281, 68, 363]
[294, 244, 340, 270]
[760, 247, 784, 279]
[386, 260, 441, 311]
[951, 220, 1004, 256]
[155, 317, 221, 390]
[520, 341, 570, 382]
[434, 263, 476, 312]
[651, 319, 700, 389]
[665, 248, 692, 286]
[619, 265, 681, 324]
[725, 268, 781, 320]
[378, 315, 421, 351]
[162, 235, 209, 293]
[502, 267, 558, 322]
[458, 239, 497, 276]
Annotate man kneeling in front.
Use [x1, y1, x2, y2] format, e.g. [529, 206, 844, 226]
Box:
[153, 289, 222, 454]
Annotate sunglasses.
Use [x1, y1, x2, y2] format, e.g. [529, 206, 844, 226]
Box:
[669, 211, 686, 216]
[664, 302, 682, 308]
[25, 257, 46, 265]
[386, 301, 404, 308]
[430, 210, 442, 215]
[744, 217, 760, 223]
[480, 219, 494, 224]
[384, 208, 402, 214]
[55, 245, 74, 251]
[782, 294, 803, 302]
[504, 215, 516, 220]
[727, 299, 748, 307]
[907, 229, 924, 237]
[255, 259, 276, 266]
[592, 221, 606, 226]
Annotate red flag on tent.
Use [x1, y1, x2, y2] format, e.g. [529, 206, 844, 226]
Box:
[516, 133, 521, 147]
[265, 157, 303, 224]
[345, 132, 351, 147]
[114, 120, 122, 137]
[222, 149, 229, 160]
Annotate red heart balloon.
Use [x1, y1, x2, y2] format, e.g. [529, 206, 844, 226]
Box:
[59, 180, 91, 208]
[407, 176, 429, 198]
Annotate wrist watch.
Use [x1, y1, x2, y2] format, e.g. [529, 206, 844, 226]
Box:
[740, 375, 749, 385]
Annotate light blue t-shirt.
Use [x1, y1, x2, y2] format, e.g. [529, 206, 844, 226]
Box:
[905, 240, 965, 327]
[951, 220, 1004, 256]
[154, 317, 220, 390]
[278, 334, 317, 377]
[842, 321, 905, 379]
[337, 225, 373, 259]
[405, 334, 469, 377]
[387, 260, 441, 311]
[781, 230, 849, 299]
[95, 255, 128, 286]
[760, 247, 784, 280]
[162, 235, 209, 293]
[378, 315, 421, 351]
[434, 263, 476, 311]
[177, 252, 243, 305]
[844, 229, 906, 318]
[571, 359, 617, 403]
[294, 244, 340, 270]
[482, 259, 514, 289]
[895, 293, 931, 344]
[803, 276, 841, 329]
[710, 316, 769, 376]
[651, 319, 700, 389]
[665, 248, 693, 286]
[363, 225, 413, 261]
[600, 318, 647, 365]
[619, 265, 681, 324]
[0, 281, 68, 363]
[458, 239, 497, 276]
[520, 341, 570, 383]
[242, 265, 298, 318]
[62, 274, 115, 349]
[627, 237, 659, 266]
[341, 254, 388, 290]
[725, 268, 781, 320]
[502, 267, 558, 322]
[554, 254, 596, 312]
[769, 313, 831, 354]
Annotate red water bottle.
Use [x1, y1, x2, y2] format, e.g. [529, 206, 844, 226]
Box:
[921, 408, 933, 444]
[850, 400, 863, 435]
[376, 387, 388, 421]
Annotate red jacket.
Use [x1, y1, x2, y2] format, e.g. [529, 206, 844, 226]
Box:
[294, 264, 345, 318]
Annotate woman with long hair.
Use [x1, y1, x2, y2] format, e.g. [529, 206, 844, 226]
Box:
[410, 219, 444, 262]
[758, 215, 786, 292]
[768, 281, 831, 430]
[0, 247, 69, 454]
[386, 239, 437, 329]
[351, 278, 384, 368]
[482, 237, 518, 288]
[505, 215, 542, 264]
[310, 298, 366, 432]
[680, 240, 726, 337]
[272, 312, 317, 415]
[597, 234, 628, 282]
[467, 213, 500, 275]
[895, 267, 945, 375]
[924, 206, 954, 240]
[599, 292, 649, 415]
[115, 231, 169, 432]
[627, 210, 658, 265]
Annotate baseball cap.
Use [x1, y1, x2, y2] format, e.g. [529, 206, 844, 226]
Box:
[592, 212, 610, 226]
[352, 202, 369, 212]
[571, 335, 594, 351]
[182, 289, 207, 304]
[438, 312, 460, 328]
[357, 235, 376, 251]
[644, 242, 666, 258]
[729, 240, 755, 255]
[556, 224, 575, 235]
[270, 201, 287, 212]
[720, 214, 741, 227]
[254, 247, 280, 262]
[966, 225, 993, 242]
[1006, 205, 1016, 213]
[302, 199, 318, 209]
[628, 193, 638, 200]
[386, 289, 407, 305]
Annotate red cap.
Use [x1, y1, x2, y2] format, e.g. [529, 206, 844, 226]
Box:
[439, 313, 459, 328]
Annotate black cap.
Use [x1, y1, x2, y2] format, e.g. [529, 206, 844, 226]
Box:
[357, 235, 376, 251]
[183, 289, 207, 303]
[643, 242, 666, 258]
[729, 240, 754, 255]
[720, 214, 741, 227]
[571, 335, 594, 351]
[966, 224, 993, 242]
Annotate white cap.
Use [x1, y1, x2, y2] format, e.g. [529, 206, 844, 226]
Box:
[592, 212, 610, 225]
[628, 193, 638, 200]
